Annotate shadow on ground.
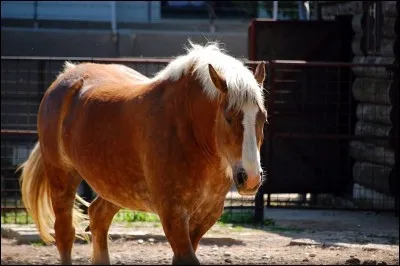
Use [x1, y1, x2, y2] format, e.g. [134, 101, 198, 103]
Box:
[231, 208, 399, 247]
[105, 234, 244, 247]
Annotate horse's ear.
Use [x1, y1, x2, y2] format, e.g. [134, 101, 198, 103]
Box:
[254, 61, 266, 86]
[208, 64, 228, 93]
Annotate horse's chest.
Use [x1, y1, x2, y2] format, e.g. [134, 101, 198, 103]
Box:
[202, 179, 232, 203]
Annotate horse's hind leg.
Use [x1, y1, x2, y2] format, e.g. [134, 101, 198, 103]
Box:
[87, 196, 120, 265]
[46, 166, 82, 265]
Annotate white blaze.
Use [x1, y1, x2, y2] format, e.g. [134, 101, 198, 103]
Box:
[241, 103, 262, 177]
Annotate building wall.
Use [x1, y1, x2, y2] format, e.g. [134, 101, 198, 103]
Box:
[0, 28, 248, 58]
[1, 1, 161, 23]
[322, 1, 398, 209]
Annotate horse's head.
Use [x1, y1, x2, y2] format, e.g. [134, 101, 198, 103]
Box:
[209, 62, 267, 196]
[152, 41, 267, 195]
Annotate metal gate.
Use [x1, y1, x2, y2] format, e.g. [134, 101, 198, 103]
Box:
[254, 60, 399, 222]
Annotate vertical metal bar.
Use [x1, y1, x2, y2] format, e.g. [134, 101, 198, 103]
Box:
[110, 1, 119, 56]
[38, 60, 45, 104]
[268, 61, 276, 208]
[147, 1, 152, 23]
[273, 1, 278, 20]
[348, 62, 354, 200]
[254, 182, 264, 223]
[336, 66, 341, 135]
[110, 1, 117, 35]
[248, 19, 257, 61]
[298, 1, 309, 20]
[394, 66, 400, 217]
[254, 62, 268, 224]
[33, 1, 39, 29]
[305, 1, 310, 20]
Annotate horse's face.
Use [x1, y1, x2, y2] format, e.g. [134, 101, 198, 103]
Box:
[209, 63, 267, 196]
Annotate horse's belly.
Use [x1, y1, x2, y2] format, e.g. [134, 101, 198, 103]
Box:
[76, 166, 156, 213]
[97, 189, 155, 213]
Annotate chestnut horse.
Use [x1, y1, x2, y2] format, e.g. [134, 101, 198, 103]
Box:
[19, 41, 267, 265]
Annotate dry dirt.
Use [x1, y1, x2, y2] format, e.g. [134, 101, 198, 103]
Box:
[1, 222, 399, 265]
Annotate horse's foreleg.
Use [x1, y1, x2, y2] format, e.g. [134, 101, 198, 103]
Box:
[47, 167, 82, 265]
[160, 212, 200, 265]
[87, 196, 120, 265]
[189, 204, 224, 252]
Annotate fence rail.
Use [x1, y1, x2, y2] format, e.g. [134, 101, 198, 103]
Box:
[1, 56, 398, 224]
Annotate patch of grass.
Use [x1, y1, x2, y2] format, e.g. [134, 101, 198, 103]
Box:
[217, 210, 255, 225]
[263, 218, 276, 226]
[31, 241, 45, 247]
[232, 225, 244, 231]
[1, 211, 33, 224]
[113, 210, 160, 223]
[266, 225, 304, 233]
[261, 218, 304, 233]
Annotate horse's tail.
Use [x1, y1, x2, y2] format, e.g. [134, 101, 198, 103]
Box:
[19, 142, 90, 244]
[18, 142, 54, 243]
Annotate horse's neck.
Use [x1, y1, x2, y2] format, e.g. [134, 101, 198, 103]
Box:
[180, 76, 221, 161]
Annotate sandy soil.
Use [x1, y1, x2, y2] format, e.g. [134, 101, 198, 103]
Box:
[1, 222, 399, 265]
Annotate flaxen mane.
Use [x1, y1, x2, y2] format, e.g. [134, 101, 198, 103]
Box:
[153, 41, 266, 112]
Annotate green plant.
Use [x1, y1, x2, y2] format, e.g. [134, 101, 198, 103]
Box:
[113, 210, 160, 223]
[31, 241, 45, 247]
[218, 210, 254, 224]
[1, 211, 33, 224]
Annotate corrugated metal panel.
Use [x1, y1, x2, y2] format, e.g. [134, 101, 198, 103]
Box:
[1, 1, 35, 19]
[36, 1, 111, 22]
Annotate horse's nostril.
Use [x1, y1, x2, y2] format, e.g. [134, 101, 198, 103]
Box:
[237, 171, 247, 186]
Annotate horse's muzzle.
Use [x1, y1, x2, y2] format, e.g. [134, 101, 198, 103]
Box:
[233, 167, 262, 196]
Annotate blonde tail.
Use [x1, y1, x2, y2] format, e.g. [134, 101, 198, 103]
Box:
[19, 142, 90, 244]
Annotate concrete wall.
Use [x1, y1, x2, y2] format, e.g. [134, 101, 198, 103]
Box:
[1, 28, 248, 58]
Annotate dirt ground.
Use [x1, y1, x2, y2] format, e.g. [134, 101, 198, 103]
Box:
[1, 221, 399, 265]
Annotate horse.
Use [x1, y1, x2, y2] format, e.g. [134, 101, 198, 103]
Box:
[19, 41, 267, 265]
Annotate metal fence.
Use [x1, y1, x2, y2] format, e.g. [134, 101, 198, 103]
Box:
[0, 56, 262, 224]
[1, 57, 398, 225]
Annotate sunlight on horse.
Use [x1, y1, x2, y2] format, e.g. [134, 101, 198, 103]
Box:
[19, 40, 267, 265]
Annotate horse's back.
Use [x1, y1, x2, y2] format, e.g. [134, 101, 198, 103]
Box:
[37, 62, 150, 167]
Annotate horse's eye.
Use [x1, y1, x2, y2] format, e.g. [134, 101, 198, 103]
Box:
[224, 109, 234, 125]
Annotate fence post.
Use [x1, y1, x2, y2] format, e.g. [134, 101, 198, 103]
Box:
[254, 61, 274, 224]
[254, 185, 264, 223]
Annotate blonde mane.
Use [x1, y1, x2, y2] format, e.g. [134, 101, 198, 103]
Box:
[153, 40, 266, 112]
